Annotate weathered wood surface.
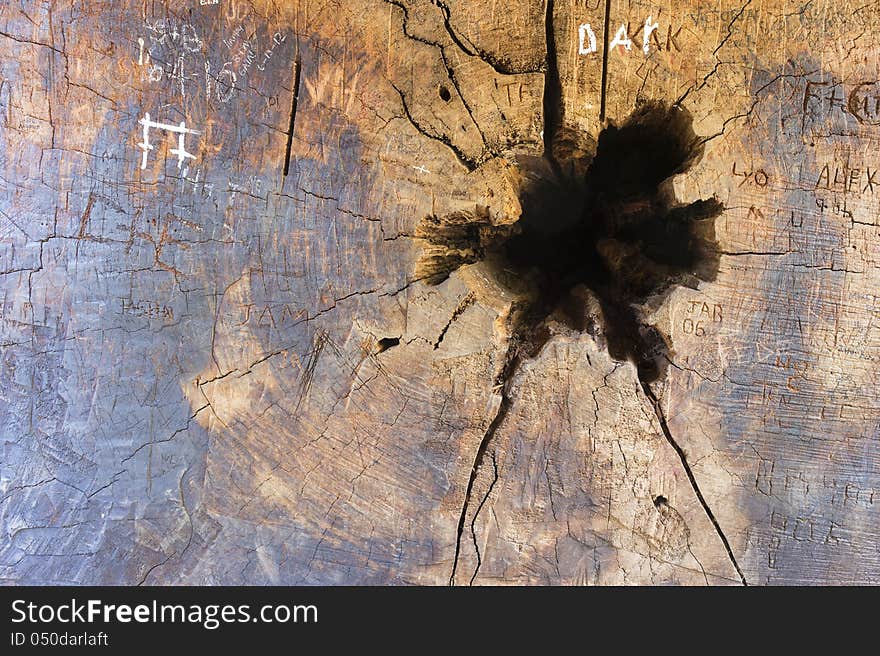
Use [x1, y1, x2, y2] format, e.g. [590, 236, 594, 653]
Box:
[1, 0, 878, 585]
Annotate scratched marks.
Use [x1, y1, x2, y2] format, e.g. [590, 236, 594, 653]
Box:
[294, 329, 328, 415]
[667, 48, 880, 584]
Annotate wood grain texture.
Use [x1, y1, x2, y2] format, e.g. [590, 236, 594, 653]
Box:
[1, 0, 878, 585]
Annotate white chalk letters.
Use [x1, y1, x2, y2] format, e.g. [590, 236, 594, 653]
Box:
[137, 113, 201, 170]
[578, 23, 597, 55]
[578, 16, 679, 57]
[608, 24, 633, 52]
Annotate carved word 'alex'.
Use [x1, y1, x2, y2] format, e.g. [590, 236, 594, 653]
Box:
[578, 16, 683, 56]
[137, 113, 200, 171]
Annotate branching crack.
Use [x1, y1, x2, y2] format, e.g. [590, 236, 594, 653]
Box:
[639, 381, 748, 585]
[675, 0, 753, 106]
[698, 71, 815, 145]
[468, 451, 499, 585]
[438, 49, 489, 151]
[384, 0, 543, 76]
[449, 338, 519, 585]
[389, 82, 479, 170]
[383, 0, 540, 169]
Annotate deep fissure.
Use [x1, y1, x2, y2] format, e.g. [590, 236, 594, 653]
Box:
[282, 57, 301, 178]
[641, 381, 748, 585]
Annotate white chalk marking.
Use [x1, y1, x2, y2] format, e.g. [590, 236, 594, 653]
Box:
[643, 16, 659, 54]
[609, 24, 633, 52]
[137, 113, 200, 170]
[578, 23, 597, 55]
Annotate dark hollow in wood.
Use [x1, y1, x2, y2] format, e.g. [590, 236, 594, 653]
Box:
[420, 101, 723, 382]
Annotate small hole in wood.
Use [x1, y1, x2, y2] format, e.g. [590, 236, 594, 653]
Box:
[438, 85, 452, 102]
[376, 337, 400, 353]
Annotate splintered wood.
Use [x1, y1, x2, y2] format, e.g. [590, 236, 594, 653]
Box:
[1, 0, 878, 585]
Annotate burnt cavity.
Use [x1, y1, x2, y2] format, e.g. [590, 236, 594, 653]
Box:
[417, 101, 722, 384]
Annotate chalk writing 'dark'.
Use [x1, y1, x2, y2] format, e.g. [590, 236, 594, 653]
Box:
[579, 16, 683, 56]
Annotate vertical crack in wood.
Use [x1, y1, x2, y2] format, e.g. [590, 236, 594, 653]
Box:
[640, 381, 749, 585]
[282, 57, 301, 178]
[449, 340, 519, 585]
[542, 0, 561, 171]
[599, 0, 612, 122]
[468, 451, 499, 585]
[438, 49, 489, 151]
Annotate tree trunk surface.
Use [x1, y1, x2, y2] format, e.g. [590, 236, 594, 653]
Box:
[1, 0, 878, 585]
